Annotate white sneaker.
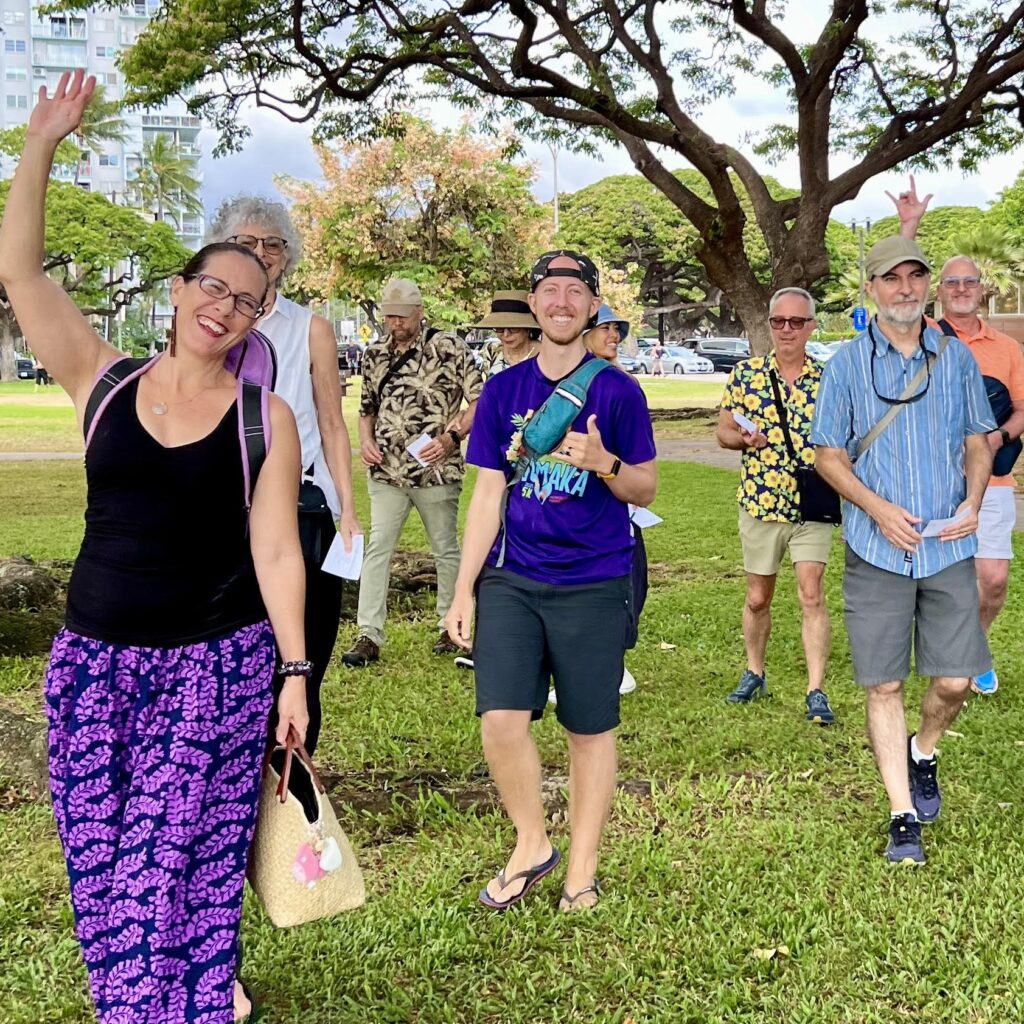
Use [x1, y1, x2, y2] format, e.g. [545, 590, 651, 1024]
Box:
[619, 668, 637, 695]
[454, 655, 474, 670]
[547, 688, 557, 706]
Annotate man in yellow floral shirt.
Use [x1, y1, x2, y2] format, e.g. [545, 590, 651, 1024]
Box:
[716, 288, 836, 723]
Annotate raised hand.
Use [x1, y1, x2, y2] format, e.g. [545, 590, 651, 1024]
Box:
[885, 175, 933, 238]
[27, 69, 96, 144]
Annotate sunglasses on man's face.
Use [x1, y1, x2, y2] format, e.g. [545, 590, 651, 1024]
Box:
[228, 234, 288, 256]
[768, 316, 814, 330]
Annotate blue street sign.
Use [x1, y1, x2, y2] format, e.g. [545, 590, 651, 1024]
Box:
[851, 306, 868, 331]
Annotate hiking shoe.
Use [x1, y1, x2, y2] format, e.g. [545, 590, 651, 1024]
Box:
[454, 655, 475, 670]
[341, 635, 380, 668]
[805, 689, 835, 725]
[725, 669, 769, 704]
[885, 813, 925, 865]
[432, 630, 461, 655]
[971, 669, 999, 696]
[619, 668, 637, 695]
[908, 738, 941, 823]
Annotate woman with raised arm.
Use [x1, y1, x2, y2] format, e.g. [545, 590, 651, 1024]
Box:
[0, 70, 307, 1023]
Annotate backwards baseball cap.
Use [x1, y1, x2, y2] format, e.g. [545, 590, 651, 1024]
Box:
[865, 236, 932, 279]
[530, 250, 600, 296]
[380, 278, 423, 316]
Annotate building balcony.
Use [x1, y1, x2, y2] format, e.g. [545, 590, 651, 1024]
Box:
[31, 21, 87, 40]
[32, 50, 89, 68]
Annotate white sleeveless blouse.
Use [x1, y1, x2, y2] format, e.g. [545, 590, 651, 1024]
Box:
[259, 294, 341, 516]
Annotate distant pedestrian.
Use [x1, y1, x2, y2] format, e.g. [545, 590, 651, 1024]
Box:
[651, 342, 667, 377]
[476, 289, 540, 377]
[717, 288, 836, 724]
[343, 278, 483, 667]
[347, 341, 362, 375]
[33, 355, 50, 388]
[812, 236, 994, 866]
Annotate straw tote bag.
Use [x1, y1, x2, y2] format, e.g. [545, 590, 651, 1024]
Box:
[248, 729, 365, 927]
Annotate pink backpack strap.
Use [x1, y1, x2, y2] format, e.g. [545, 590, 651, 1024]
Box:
[237, 379, 272, 510]
[83, 356, 158, 450]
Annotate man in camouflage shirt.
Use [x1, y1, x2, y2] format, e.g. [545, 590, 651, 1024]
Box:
[342, 279, 484, 666]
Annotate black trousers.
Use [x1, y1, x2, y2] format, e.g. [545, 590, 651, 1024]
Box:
[269, 507, 344, 756]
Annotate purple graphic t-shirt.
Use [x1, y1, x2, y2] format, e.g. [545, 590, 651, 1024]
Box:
[467, 354, 657, 585]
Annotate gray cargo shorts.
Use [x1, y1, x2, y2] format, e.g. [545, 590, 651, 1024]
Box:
[843, 547, 991, 686]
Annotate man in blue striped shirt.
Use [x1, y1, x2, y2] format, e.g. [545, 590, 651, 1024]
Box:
[811, 235, 994, 866]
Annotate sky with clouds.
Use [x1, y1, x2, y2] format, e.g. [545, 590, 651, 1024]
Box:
[198, 3, 1024, 238]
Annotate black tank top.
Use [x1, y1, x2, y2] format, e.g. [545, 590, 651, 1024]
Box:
[65, 378, 267, 646]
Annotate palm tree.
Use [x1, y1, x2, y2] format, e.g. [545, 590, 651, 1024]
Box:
[73, 85, 127, 187]
[952, 223, 1024, 301]
[133, 134, 203, 230]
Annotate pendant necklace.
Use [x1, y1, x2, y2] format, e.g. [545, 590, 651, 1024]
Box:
[145, 376, 218, 416]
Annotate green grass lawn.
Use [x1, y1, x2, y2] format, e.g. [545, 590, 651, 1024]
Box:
[5, 393, 1024, 1023]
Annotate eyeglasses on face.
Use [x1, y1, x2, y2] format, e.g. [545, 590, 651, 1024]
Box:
[940, 276, 981, 288]
[183, 273, 264, 320]
[228, 234, 289, 256]
[768, 316, 814, 330]
[494, 327, 522, 335]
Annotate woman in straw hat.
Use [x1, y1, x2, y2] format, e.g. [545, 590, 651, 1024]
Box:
[475, 289, 541, 377]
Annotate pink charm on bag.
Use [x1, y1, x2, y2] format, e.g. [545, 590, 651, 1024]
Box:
[293, 843, 326, 888]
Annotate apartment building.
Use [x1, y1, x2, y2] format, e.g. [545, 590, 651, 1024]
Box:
[0, 0, 204, 249]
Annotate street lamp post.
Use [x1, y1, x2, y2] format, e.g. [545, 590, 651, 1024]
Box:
[547, 143, 559, 235]
[850, 218, 872, 307]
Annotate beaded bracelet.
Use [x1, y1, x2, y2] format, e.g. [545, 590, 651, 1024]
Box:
[277, 659, 314, 678]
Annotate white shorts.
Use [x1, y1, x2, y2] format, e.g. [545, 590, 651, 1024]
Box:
[976, 486, 1016, 561]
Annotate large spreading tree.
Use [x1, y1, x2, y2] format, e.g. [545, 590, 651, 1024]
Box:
[108, 1, 1024, 351]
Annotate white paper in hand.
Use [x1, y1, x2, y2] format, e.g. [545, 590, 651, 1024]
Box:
[733, 411, 758, 434]
[630, 506, 664, 529]
[406, 433, 434, 467]
[920, 508, 971, 538]
[321, 533, 364, 580]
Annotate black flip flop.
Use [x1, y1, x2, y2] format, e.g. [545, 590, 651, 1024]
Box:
[478, 847, 561, 910]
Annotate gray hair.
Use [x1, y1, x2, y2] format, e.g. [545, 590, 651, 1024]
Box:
[206, 195, 303, 276]
[939, 254, 981, 279]
[769, 287, 815, 317]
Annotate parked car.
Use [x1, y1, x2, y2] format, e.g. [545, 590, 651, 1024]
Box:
[806, 341, 835, 362]
[680, 337, 750, 371]
[16, 357, 34, 380]
[618, 353, 643, 374]
[636, 345, 715, 375]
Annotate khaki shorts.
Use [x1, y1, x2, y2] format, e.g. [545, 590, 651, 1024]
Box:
[738, 509, 834, 576]
[976, 485, 1016, 561]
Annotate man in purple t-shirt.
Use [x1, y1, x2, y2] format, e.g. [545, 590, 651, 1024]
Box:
[446, 251, 657, 913]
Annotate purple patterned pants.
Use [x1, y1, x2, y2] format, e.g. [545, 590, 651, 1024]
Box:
[45, 621, 275, 1024]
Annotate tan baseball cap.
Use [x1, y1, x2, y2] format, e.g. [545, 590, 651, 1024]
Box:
[380, 278, 423, 316]
[865, 236, 932, 279]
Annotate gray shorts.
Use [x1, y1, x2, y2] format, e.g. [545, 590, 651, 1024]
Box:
[843, 547, 991, 686]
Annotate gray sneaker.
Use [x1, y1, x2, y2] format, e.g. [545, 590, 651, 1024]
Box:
[885, 813, 925, 865]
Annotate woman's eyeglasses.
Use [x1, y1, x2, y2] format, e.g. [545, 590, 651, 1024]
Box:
[183, 273, 264, 320]
[228, 234, 289, 256]
[768, 316, 814, 330]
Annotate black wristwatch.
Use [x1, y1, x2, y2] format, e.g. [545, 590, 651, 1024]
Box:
[1000, 428, 1011, 446]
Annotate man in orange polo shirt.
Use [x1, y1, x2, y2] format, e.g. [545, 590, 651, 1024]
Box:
[895, 183, 1024, 694]
[931, 258, 1024, 694]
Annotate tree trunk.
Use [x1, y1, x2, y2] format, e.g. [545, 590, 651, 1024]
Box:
[0, 310, 20, 381]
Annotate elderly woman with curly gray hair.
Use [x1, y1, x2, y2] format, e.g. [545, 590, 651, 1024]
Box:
[208, 196, 362, 757]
